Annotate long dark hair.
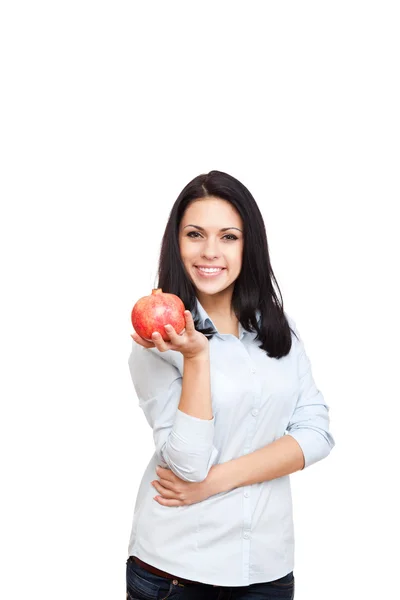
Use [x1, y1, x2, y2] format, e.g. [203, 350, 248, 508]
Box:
[157, 170, 297, 358]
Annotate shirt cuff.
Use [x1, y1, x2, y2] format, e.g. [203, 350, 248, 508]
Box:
[172, 408, 216, 446]
[287, 428, 334, 469]
[160, 409, 217, 481]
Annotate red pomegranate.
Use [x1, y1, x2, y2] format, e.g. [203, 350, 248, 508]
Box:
[131, 288, 186, 341]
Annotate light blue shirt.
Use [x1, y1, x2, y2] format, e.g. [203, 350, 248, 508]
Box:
[127, 298, 335, 586]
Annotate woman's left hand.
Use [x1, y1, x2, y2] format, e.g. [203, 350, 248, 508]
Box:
[151, 466, 211, 507]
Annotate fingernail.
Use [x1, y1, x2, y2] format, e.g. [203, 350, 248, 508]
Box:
[164, 324, 171, 329]
[130, 334, 135, 339]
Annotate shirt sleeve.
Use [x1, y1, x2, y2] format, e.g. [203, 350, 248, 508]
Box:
[128, 341, 219, 482]
[285, 320, 335, 468]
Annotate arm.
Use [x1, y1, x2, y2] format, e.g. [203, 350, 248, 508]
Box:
[206, 434, 304, 495]
[163, 347, 216, 481]
[205, 322, 335, 495]
[153, 319, 335, 505]
[152, 435, 303, 506]
[179, 348, 213, 420]
[129, 316, 218, 483]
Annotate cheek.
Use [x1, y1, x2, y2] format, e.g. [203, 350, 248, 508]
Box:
[228, 247, 243, 271]
[178, 238, 187, 257]
[179, 239, 195, 264]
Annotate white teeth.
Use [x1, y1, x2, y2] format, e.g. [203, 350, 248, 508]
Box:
[197, 267, 223, 273]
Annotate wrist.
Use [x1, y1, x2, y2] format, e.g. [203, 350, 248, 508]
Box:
[184, 348, 210, 361]
[205, 464, 225, 496]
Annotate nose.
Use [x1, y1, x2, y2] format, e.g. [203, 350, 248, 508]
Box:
[201, 238, 220, 260]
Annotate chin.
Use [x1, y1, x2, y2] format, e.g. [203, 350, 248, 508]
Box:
[197, 281, 234, 295]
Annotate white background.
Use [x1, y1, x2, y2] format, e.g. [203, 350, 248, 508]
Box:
[1, 1, 399, 598]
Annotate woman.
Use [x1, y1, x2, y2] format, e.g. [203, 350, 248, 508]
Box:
[126, 170, 335, 599]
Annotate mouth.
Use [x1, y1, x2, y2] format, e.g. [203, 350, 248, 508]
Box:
[194, 266, 226, 278]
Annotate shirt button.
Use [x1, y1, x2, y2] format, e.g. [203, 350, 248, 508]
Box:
[251, 409, 259, 417]
[251, 367, 256, 374]
[244, 491, 249, 498]
[243, 532, 250, 539]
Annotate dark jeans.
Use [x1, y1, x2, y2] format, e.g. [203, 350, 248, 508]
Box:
[126, 556, 295, 600]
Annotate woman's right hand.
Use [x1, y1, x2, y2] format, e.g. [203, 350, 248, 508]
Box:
[131, 310, 209, 359]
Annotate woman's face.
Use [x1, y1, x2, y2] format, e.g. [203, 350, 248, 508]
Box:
[179, 197, 244, 299]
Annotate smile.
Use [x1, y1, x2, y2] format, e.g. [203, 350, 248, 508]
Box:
[195, 266, 226, 278]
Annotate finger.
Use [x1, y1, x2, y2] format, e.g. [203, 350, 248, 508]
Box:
[152, 481, 177, 499]
[154, 496, 182, 507]
[131, 331, 155, 348]
[156, 466, 177, 482]
[163, 324, 181, 343]
[183, 310, 195, 333]
[151, 331, 170, 352]
[156, 477, 177, 491]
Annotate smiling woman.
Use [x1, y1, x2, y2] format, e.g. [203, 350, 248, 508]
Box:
[178, 197, 244, 321]
[155, 170, 295, 356]
[126, 170, 335, 598]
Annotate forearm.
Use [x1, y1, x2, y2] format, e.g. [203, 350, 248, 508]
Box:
[206, 434, 305, 495]
[162, 348, 216, 482]
[178, 349, 212, 420]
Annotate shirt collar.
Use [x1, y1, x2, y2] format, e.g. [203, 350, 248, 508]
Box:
[195, 297, 216, 331]
[194, 298, 261, 340]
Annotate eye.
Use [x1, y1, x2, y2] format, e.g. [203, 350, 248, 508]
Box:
[186, 231, 238, 240]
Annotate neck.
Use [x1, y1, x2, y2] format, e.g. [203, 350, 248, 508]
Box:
[196, 286, 236, 320]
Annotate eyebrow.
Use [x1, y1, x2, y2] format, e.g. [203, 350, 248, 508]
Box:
[183, 224, 243, 232]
